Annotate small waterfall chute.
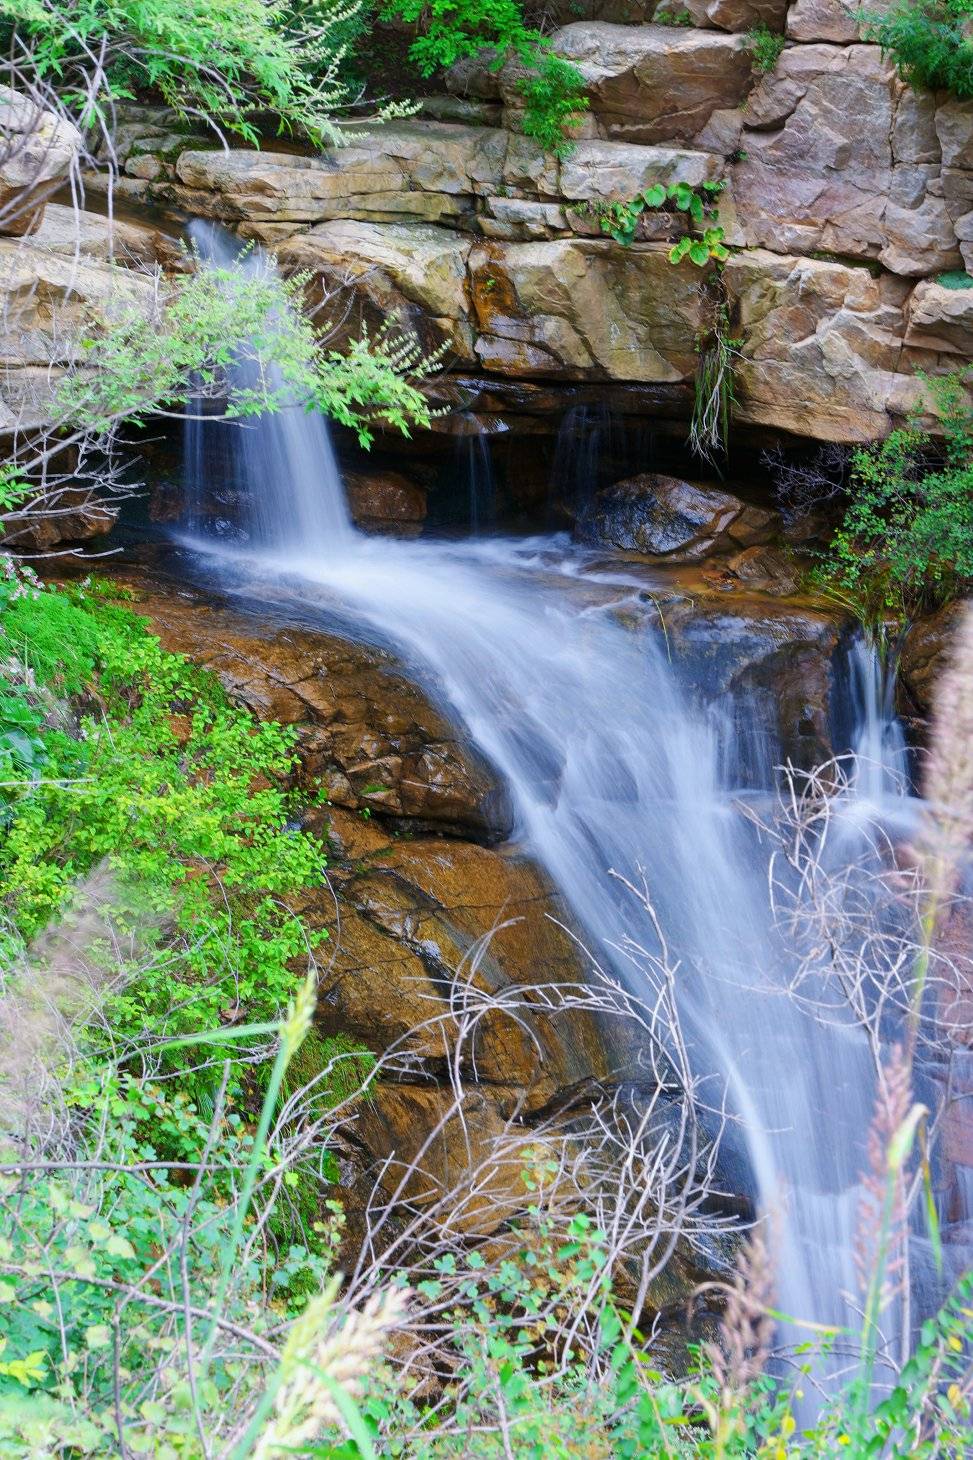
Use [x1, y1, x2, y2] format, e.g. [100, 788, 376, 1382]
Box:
[182, 221, 354, 556]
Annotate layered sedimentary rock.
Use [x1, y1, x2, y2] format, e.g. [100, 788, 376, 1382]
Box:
[2, 9, 971, 450]
[0, 87, 82, 237]
[85, 2, 973, 442]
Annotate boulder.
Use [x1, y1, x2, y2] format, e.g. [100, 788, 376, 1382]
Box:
[278, 220, 476, 363]
[905, 279, 973, 355]
[702, 543, 803, 594]
[173, 122, 509, 227]
[662, 593, 846, 768]
[683, 0, 788, 29]
[576, 473, 775, 558]
[0, 87, 82, 237]
[468, 240, 705, 379]
[545, 22, 754, 143]
[724, 248, 925, 440]
[0, 230, 157, 433]
[558, 138, 721, 202]
[785, 0, 871, 42]
[935, 98, 973, 171]
[27, 202, 183, 269]
[306, 835, 612, 1102]
[2, 489, 119, 553]
[344, 469, 427, 537]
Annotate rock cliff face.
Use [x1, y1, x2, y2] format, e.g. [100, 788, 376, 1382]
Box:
[81, 9, 973, 444]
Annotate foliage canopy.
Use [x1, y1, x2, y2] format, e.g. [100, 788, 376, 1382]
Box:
[1, 0, 364, 145]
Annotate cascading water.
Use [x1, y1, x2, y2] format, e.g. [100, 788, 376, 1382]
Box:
[179, 224, 931, 1391]
[183, 231, 354, 555]
[453, 416, 497, 534]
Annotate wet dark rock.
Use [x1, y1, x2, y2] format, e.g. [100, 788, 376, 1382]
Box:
[344, 468, 427, 537]
[109, 571, 513, 841]
[576, 472, 775, 561]
[701, 544, 803, 597]
[662, 595, 844, 771]
[900, 599, 969, 718]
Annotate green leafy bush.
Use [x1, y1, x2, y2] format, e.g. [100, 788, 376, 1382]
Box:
[55, 257, 440, 450]
[745, 22, 787, 73]
[1, 0, 364, 145]
[0, 575, 335, 1081]
[866, 0, 973, 97]
[380, 0, 588, 156]
[576, 178, 726, 250]
[653, 6, 694, 23]
[821, 371, 973, 620]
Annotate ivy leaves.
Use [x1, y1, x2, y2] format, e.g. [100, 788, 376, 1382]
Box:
[584, 178, 729, 263]
[668, 226, 731, 267]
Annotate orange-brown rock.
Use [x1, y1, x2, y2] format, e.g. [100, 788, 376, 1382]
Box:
[900, 599, 969, 718]
[307, 836, 617, 1102]
[344, 469, 427, 537]
[110, 571, 511, 839]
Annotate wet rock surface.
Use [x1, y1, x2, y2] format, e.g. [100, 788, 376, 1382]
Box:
[900, 599, 969, 719]
[344, 468, 428, 537]
[54, 551, 867, 1336]
[576, 473, 775, 558]
[114, 572, 513, 840]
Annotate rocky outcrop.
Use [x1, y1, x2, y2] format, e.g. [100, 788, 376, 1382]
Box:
[905, 280, 973, 356]
[2, 12, 970, 449]
[726, 46, 960, 277]
[498, 23, 755, 144]
[725, 249, 920, 440]
[577, 473, 774, 557]
[0, 220, 161, 439]
[93, 63, 973, 442]
[278, 221, 938, 439]
[0, 88, 82, 237]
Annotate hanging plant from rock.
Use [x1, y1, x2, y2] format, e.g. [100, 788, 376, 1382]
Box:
[573, 178, 726, 254]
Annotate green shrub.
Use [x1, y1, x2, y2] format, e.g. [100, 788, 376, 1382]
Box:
[0, 575, 340, 1092]
[1, 0, 365, 146]
[866, 0, 973, 97]
[745, 22, 787, 73]
[55, 259, 440, 450]
[820, 371, 973, 621]
[380, 0, 588, 156]
[576, 178, 726, 249]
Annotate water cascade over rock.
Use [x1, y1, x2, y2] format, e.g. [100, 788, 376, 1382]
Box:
[173, 224, 957, 1392]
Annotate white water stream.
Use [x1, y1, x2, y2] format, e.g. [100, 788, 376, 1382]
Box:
[180, 227, 923, 1383]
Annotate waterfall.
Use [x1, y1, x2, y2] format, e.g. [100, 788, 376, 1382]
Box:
[183, 223, 354, 554]
[846, 632, 910, 803]
[178, 226, 930, 1390]
[453, 416, 496, 534]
